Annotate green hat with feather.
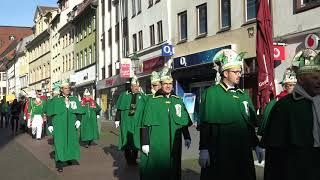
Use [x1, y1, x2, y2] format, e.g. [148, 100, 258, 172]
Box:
[292, 49, 320, 76]
[160, 67, 173, 83]
[53, 81, 61, 93]
[60, 79, 70, 88]
[151, 71, 161, 85]
[213, 49, 246, 72]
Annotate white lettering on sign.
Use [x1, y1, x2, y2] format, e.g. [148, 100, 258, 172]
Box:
[163, 46, 171, 54]
[180, 57, 187, 66]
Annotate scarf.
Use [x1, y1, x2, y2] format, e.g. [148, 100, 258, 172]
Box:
[293, 85, 320, 147]
[81, 97, 96, 108]
[276, 90, 288, 100]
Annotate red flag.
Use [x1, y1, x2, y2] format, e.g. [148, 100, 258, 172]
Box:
[256, 0, 276, 110]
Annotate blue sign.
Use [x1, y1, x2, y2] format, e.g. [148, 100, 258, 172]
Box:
[173, 45, 231, 69]
[162, 44, 174, 57]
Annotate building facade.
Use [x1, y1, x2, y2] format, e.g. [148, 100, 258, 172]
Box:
[272, 0, 320, 94]
[26, 6, 58, 92]
[71, 0, 98, 98]
[171, 0, 257, 122]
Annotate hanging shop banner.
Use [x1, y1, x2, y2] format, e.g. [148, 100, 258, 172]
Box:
[173, 45, 231, 69]
[273, 45, 286, 60]
[120, 58, 131, 78]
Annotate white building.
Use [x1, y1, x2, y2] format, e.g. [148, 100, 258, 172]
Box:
[272, 0, 320, 93]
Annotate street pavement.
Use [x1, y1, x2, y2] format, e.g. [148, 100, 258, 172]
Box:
[0, 120, 263, 180]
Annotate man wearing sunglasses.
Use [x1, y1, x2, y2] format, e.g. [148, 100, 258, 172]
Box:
[199, 49, 258, 180]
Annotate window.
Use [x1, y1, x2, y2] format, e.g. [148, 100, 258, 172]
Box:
[220, 0, 231, 29]
[116, 4, 120, 23]
[63, 58, 65, 72]
[157, 21, 163, 43]
[137, 0, 141, 13]
[9, 35, 15, 40]
[89, 47, 92, 64]
[115, 24, 120, 42]
[132, 0, 136, 17]
[246, 0, 257, 21]
[93, 43, 96, 63]
[76, 27, 79, 43]
[2, 73, 7, 81]
[150, 25, 155, 46]
[108, 28, 112, 46]
[138, 30, 143, 50]
[178, 11, 188, 41]
[102, 67, 106, 79]
[108, 0, 111, 11]
[108, 64, 112, 77]
[197, 3, 207, 35]
[88, 17, 92, 34]
[155, 0, 160, 3]
[80, 52, 83, 69]
[295, 0, 320, 13]
[84, 49, 87, 67]
[83, 20, 87, 37]
[93, 15, 96, 30]
[148, 0, 153, 7]
[76, 53, 79, 70]
[80, 24, 83, 40]
[132, 34, 137, 52]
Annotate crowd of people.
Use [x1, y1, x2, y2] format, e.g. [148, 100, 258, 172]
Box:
[1, 48, 320, 180]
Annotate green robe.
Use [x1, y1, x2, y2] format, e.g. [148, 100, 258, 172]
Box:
[46, 96, 85, 162]
[46, 96, 59, 136]
[80, 101, 101, 141]
[140, 93, 190, 180]
[28, 99, 46, 117]
[116, 91, 146, 150]
[199, 83, 257, 180]
[257, 99, 277, 136]
[260, 93, 320, 180]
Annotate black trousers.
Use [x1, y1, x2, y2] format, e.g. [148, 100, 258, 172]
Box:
[11, 116, 19, 132]
[0, 113, 5, 127]
[124, 133, 138, 164]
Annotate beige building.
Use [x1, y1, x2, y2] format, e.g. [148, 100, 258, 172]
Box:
[26, 6, 58, 92]
[171, 0, 258, 122]
[272, 1, 320, 93]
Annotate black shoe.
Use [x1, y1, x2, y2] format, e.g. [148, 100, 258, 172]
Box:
[57, 167, 63, 172]
[85, 144, 89, 148]
[67, 160, 73, 165]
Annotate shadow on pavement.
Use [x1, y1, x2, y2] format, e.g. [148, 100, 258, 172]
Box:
[103, 144, 139, 180]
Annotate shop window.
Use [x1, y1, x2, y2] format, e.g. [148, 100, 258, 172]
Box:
[178, 11, 188, 41]
[197, 3, 207, 36]
[295, 0, 320, 13]
[220, 0, 231, 29]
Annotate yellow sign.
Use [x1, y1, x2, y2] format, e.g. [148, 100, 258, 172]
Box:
[101, 94, 108, 112]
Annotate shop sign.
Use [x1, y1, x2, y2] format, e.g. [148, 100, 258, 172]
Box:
[162, 44, 174, 57]
[143, 56, 165, 73]
[273, 45, 285, 60]
[173, 45, 231, 69]
[120, 58, 131, 78]
[305, 34, 319, 50]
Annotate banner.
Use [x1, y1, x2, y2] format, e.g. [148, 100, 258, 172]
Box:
[120, 58, 131, 78]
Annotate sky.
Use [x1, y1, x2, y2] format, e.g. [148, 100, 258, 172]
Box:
[0, 0, 58, 27]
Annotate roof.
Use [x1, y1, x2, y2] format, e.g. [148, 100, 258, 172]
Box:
[16, 35, 33, 54]
[33, 5, 59, 22]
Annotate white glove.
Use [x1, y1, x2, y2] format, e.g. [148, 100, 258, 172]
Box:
[75, 120, 81, 129]
[97, 115, 100, 118]
[184, 139, 191, 149]
[142, 145, 150, 156]
[48, 126, 54, 133]
[199, 149, 210, 168]
[115, 121, 120, 128]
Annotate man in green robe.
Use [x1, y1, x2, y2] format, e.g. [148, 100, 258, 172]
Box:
[46, 81, 61, 136]
[140, 67, 191, 180]
[258, 68, 297, 136]
[47, 80, 84, 172]
[115, 76, 146, 165]
[80, 89, 101, 148]
[199, 49, 258, 180]
[28, 90, 47, 140]
[261, 49, 320, 180]
[149, 71, 161, 95]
